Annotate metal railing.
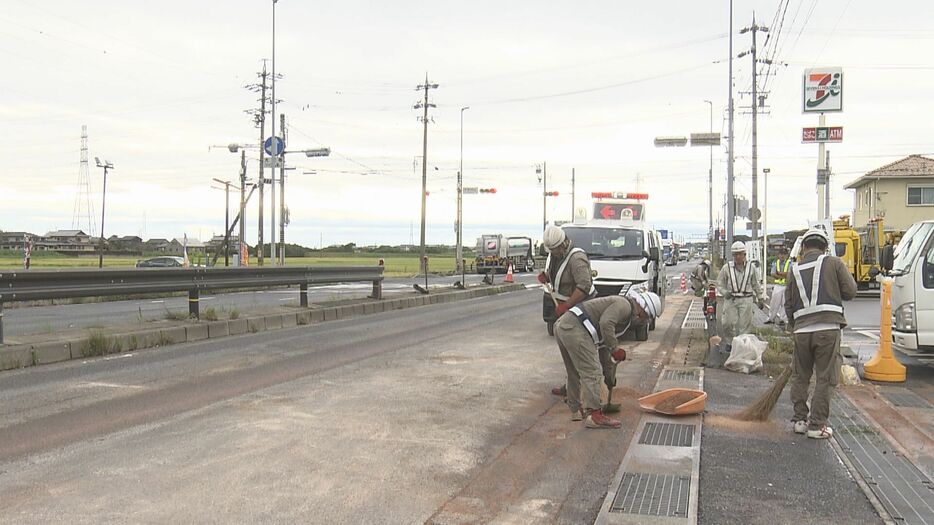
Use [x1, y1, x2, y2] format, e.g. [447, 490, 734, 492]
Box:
[0, 266, 383, 344]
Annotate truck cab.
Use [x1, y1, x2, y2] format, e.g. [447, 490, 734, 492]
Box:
[542, 191, 666, 340]
[889, 220, 934, 352]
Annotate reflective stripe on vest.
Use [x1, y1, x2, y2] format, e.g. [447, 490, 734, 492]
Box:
[775, 259, 791, 285]
[791, 254, 844, 320]
[550, 247, 596, 301]
[727, 261, 752, 295]
[569, 306, 602, 345]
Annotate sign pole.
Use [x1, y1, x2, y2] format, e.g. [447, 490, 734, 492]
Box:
[817, 113, 827, 219]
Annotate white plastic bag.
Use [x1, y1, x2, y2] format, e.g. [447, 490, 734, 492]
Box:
[724, 334, 768, 374]
[840, 364, 860, 386]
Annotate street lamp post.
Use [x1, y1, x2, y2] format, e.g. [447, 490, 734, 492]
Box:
[704, 100, 714, 262]
[537, 163, 547, 231]
[457, 106, 469, 281]
[94, 157, 114, 269]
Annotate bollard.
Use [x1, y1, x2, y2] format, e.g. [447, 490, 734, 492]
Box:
[423, 255, 429, 293]
[0, 301, 4, 345]
[300, 282, 308, 307]
[863, 279, 907, 382]
[188, 289, 200, 320]
[370, 259, 384, 299]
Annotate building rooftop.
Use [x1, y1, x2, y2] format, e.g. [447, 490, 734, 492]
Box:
[845, 154, 934, 189]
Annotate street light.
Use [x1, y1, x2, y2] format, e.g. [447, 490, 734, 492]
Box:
[94, 157, 114, 269]
[457, 106, 469, 283]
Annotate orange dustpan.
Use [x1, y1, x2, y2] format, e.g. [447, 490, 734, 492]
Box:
[638, 388, 707, 415]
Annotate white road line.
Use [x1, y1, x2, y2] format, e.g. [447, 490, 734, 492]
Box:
[150, 300, 164, 304]
[856, 330, 880, 341]
[77, 381, 145, 390]
[279, 298, 294, 302]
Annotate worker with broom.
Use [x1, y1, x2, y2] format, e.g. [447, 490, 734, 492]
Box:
[539, 225, 596, 397]
[784, 228, 857, 439]
[553, 288, 661, 428]
[716, 241, 765, 353]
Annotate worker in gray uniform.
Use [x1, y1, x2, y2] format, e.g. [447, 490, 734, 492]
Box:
[539, 225, 596, 397]
[554, 288, 661, 428]
[784, 228, 857, 439]
[716, 241, 764, 352]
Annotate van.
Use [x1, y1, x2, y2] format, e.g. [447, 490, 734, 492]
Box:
[888, 220, 934, 352]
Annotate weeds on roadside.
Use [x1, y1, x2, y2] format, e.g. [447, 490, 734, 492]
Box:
[204, 307, 218, 321]
[164, 307, 189, 321]
[228, 308, 240, 320]
[81, 330, 122, 357]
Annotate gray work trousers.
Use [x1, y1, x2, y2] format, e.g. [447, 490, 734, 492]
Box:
[790, 329, 841, 429]
[555, 316, 603, 413]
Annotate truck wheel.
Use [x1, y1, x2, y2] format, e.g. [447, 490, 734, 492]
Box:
[547, 322, 555, 337]
[634, 324, 649, 341]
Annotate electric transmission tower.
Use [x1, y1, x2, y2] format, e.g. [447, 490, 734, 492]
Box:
[72, 124, 97, 236]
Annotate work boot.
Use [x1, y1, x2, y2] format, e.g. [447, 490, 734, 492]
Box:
[792, 420, 807, 434]
[551, 384, 567, 397]
[571, 408, 584, 422]
[584, 409, 621, 429]
[807, 425, 833, 440]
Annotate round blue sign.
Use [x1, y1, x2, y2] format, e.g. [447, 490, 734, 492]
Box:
[264, 136, 285, 156]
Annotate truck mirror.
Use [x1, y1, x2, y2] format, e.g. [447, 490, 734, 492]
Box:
[649, 247, 660, 262]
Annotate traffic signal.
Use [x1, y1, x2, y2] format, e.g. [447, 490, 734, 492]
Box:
[545, 191, 559, 197]
[479, 188, 497, 194]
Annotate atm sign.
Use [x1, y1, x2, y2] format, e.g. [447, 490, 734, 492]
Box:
[802, 126, 843, 143]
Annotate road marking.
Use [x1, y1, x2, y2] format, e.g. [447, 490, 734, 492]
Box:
[150, 300, 164, 304]
[279, 298, 294, 302]
[77, 381, 144, 389]
[857, 330, 880, 341]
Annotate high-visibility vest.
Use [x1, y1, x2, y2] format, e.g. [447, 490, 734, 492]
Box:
[546, 247, 597, 301]
[774, 259, 791, 285]
[791, 254, 844, 320]
[727, 261, 752, 297]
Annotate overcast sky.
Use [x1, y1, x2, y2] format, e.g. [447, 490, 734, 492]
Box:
[2, 1, 932, 247]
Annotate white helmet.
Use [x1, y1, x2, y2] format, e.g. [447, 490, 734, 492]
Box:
[626, 288, 662, 319]
[543, 225, 567, 250]
[731, 241, 746, 254]
[801, 227, 830, 247]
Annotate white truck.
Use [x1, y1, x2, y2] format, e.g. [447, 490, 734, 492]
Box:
[889, 220, 934, 353]
[542, 191, 666, 340]
[475, 234, 535, 274]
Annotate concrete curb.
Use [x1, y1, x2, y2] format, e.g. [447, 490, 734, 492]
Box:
[0, 283, 526, 371]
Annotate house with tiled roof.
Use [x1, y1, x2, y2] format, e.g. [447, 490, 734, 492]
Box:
[844, 154, 934, 230]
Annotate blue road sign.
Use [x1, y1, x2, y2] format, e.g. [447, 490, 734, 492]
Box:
[264, 136, 285, 156]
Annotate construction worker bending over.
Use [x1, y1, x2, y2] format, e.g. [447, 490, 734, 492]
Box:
[766, 249, 792, 325]
[784, 229, 857, 439]
[554, 289, 661, 428]
[716, 241, 764, 352]
[538, 225, 596, 397]
[690, 259, 711, 299]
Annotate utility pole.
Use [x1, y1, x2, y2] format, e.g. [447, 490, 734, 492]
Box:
[704, 100, 714, 255]
[457, 106, 469, 277]
[571, 168, 576, 221]
[279, 113, 286, 265]
[414, 74, 438, 275]
[726, 0, 735, 248]
[270, 0, 278, 265]
[245, 62, 270, 266]
[740, 15, 768, 241]
[213, 178, 233, 266]
[239, 149, 246, 266]
[537, 162, 548, 231]
[824, 151, 831, 219]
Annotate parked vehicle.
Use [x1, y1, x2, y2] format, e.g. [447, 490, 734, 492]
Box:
[136, 256, 185, 268]
[888, 220, 934, 353]
[475, 234, 535, 273]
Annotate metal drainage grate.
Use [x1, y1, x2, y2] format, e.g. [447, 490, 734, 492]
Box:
[681, 300, 707, 329]
[610, 472, 691, 517]
[639, 422, 695, 447]
[881, 390, 932, 409]
[662, 369, 699, 382]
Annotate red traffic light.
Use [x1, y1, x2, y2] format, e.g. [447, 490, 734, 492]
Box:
[480, 188, 497, 193]
[545, 191, 559, 197]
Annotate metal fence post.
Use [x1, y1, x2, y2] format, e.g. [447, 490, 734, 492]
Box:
[300, 283, 308, 307]
[0, 301, 4, 344]
[370, 259, 384, 299]
[189, 289, 200, 319]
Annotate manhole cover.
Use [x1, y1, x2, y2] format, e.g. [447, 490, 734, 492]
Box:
[639, 422, 695, 447]
[610, 472, 691, 517]
[662, 369, 699, 382]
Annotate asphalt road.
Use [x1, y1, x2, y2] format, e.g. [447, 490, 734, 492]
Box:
[0, 287, 683, 524]
[2, 272, 540, 339]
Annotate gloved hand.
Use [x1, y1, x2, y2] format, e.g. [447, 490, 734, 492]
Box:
[611, 347, 627, 363]
[757, 299, 766, 310]
[555, 302, 570, 318]
[537, 272, 550, 284]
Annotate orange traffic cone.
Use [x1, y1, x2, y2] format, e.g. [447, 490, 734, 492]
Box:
[504, 261, 514, 283]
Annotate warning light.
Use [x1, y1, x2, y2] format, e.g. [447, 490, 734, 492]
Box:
[425, 191, 430, 196]
[591, 192, 613, 198]
[626, 193, 649, 200]
[480, 188, 497, 193]
[545, 191, 559, 197]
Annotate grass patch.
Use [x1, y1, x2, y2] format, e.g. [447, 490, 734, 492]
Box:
[164, 308, 190, 321]
[761, 331, 794, 377]
[228, 308, 240, 320]
[203, 307, 218, 321]
[81, 330, 122, 357]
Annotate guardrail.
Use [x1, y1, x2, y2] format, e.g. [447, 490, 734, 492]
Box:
[0, 266, 384, 344]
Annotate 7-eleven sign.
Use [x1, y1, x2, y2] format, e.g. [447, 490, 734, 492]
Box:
[803, 68, 843, 113]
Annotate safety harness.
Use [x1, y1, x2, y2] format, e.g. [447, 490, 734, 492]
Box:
[569, 306, 602, 345]
[727, 261, 753, 298]
[791, 254, 844, 319]
[546, 247, 597, 301]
